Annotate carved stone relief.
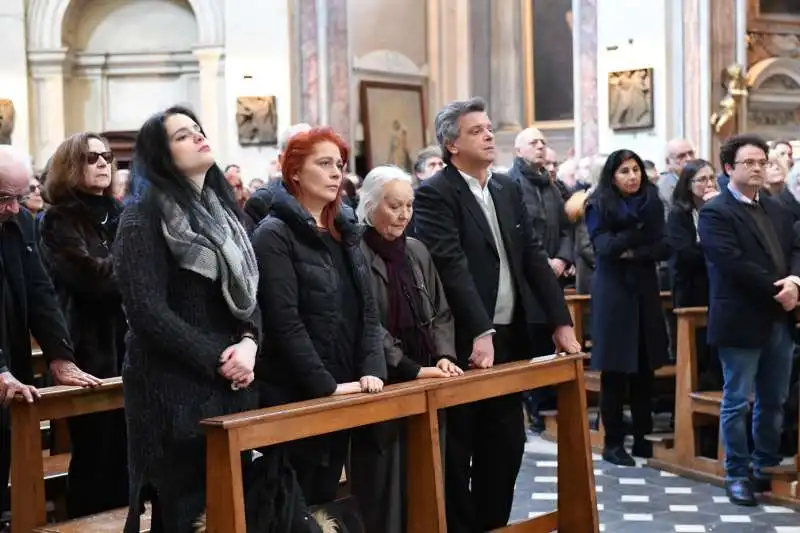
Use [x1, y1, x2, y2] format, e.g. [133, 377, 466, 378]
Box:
[747, 32, 800, 67]
[747, 108, 800, 126]
[758, 72, 800, 89]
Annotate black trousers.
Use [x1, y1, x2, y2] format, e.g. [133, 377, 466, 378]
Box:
[66, 409, 130, 518]
[445, 323, 527, 533]
[599, 333, 654, 447]
[0, 407, 8, 517]
[289, 431, 349, 506]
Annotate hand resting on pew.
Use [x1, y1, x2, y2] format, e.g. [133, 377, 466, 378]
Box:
[360, 375, 384, 393]
[333, 382, 363, 395]
[49, 359, 103, 388]
[0, 371, 40, 406]
[552, 324, 582, 354]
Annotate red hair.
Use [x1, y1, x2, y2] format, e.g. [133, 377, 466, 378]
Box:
[281, 126, 349, 241]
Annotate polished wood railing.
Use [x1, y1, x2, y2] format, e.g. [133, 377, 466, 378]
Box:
[201, 353, 599, 533]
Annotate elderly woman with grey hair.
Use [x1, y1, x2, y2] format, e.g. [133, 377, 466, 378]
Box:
[350, 164, 460, 533]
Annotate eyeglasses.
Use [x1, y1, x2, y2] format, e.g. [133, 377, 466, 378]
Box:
[0, 195, 24, 206]
[29, 184, 41, 193]
[87, 151, 114, 165]
[692, 176, 717, 185]
[735, 159, 768, 169]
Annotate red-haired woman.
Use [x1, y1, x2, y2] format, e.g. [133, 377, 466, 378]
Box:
[251, 126, 387, 505]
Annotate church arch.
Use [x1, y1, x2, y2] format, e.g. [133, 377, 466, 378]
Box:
[26, 0, 223, 50]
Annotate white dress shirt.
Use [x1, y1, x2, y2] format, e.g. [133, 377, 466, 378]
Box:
[459, 170, 516, 325]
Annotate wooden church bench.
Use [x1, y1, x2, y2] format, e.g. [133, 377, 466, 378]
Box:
[10, 378, 150, 532]
[201, 354, 599, 533]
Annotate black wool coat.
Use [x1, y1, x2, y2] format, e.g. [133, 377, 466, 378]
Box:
[586, 183, 670, 374]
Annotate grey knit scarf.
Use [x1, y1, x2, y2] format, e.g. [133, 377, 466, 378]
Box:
[155, 187, 258, 321]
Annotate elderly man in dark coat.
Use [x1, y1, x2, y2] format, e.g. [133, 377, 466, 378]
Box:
[0, 145, 101, 521]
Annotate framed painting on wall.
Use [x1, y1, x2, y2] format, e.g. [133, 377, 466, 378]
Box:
[359, 81, 426, 172]
[522, 0, 574, 126]
[608, 68, 654, 131]
[749, 0, 800, 33]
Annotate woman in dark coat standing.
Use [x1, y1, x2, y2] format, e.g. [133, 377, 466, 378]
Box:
[39, 132, 129, 518]
[113, 106, 261, 533]
[585, 149, 670, 466]
[667, 159, 722, 395]
[252, 126, 386, 506]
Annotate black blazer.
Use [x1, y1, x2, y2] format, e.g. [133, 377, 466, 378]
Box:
[698, 186, 800, 348]
[0, 209, 74, 381]
[413, 165, 571, 363]
[666, 206, 709, 308]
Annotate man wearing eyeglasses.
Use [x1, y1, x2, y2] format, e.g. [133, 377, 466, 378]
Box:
[698, 133, 800, 506]
[0, 146, 102, 520]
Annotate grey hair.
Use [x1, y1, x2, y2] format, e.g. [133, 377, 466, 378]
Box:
[0, 145, 34, 181]
[788, 163, 800, 202]
[413, 145, 442, 174]
[356, 165, 413, 225]
[278, 123, 312, 152]
[435, 97, 487, 162]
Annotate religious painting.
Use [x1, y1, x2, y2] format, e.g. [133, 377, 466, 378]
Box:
[607, 68, 654, 131]
[0, 100, 15, 145]
[759, 0, 800, 15]
[527, 0, 574, 123]
[359, 81, 425, 172]
[749, 0, 800, 33]
[236, 96, 278, 146]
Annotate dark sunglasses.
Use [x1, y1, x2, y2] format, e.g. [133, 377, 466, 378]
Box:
[87, 151, 114, 165]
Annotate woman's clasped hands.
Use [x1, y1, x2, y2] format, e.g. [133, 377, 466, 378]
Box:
[218, 337, 258, 390]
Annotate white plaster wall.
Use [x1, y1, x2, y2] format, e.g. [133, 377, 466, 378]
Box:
[0, 0, 31, 153]
[222, 0, 292, 183]
[596, 0, 671, 164]
[67, 0, 198, 52]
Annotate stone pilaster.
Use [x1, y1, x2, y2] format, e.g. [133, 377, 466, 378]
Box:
[574, 0, 598, 157]
[193, 46, 224, 147]
[28, 49, 69, 167]
[489, 0, 521, 131]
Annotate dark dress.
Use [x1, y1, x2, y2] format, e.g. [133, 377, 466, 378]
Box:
[251, 189, 386, 506]
[585, 183, 670, 447]
[39, 193, 129, 517]
[113, 194, 261, 533]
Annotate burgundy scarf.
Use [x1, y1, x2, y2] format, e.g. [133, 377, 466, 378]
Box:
[363, 227, 437, 366]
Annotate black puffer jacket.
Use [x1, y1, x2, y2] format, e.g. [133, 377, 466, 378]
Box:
[252, 189, 386, 405]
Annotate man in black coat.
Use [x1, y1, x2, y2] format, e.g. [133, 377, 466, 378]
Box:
[0, 146, 101, 516]
[698, 134, 800, 506]
[413, 97, 581, 532]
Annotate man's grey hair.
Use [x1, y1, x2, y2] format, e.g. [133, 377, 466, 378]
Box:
[0, 145, 34, 181]
[356, 165, 413, 225]
[413, 145, 442, 174]
[435, 97, 487, 162]
[278, 123, 312, 152]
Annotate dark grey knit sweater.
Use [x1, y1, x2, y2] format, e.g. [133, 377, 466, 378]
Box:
[113, 197, 260, 533]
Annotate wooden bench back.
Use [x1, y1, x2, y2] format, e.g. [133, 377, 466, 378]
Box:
[10, 378, 124, 532]
[201, 354, 599, 533]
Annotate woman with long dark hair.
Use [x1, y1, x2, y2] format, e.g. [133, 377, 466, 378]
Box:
[585, 149, 670, 466]
[668, 159, 718, 309]
[39, 132, 129, 517]
[113, 106, 261, 532]
[252, 126, 386, 506]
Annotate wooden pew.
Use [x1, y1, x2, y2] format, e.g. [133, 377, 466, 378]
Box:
[647, 307, 800, 504]
[201, 354, 600, 533]
[543, 291, 674, 447]
[10, 378, 151, 532]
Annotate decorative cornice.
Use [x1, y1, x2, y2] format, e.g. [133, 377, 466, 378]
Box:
[27, 48, 71, 77]
[353, 50, 428, 79]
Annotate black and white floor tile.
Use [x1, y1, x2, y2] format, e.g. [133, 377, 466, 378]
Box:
[510, 435, 800, 532]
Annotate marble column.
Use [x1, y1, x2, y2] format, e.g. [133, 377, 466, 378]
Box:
[82, 55, 108, 133]
[193, 46, 223, 147]
[709, 0, 736, 159]
[573, 0, 599, 157]
[489, 0, 521, 131]
[28, 49, 68, 167]
[294, 0, 350, 142]
[683, 0, 702, 151]
[438, 0, 471, 104]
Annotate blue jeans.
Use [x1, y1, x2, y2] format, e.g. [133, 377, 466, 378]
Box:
[718, 321, 795, 481]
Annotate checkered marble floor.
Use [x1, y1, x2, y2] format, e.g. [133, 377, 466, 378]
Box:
[510, 435, 800, 532]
